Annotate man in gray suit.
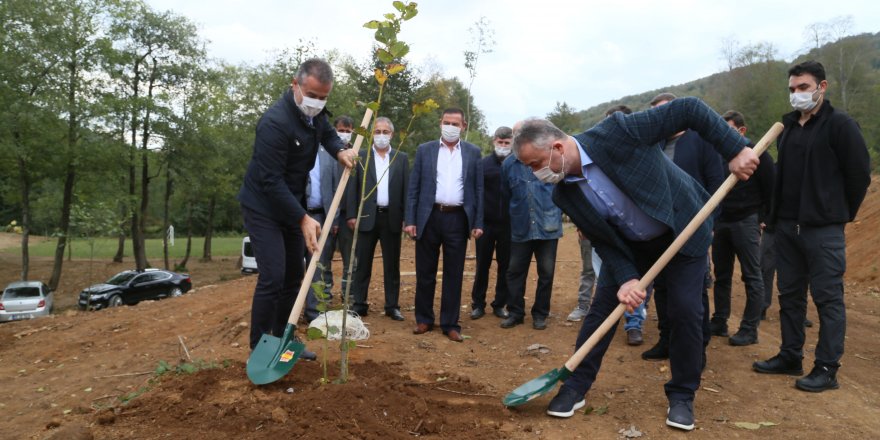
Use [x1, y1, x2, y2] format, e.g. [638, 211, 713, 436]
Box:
[405, 107, 484, 342]
[347, 117, 409, 321]
[304, 143, 343, 322]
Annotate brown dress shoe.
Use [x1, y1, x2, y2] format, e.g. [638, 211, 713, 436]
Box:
[443, 329, 464, 342]
[413, 323, 432, 334]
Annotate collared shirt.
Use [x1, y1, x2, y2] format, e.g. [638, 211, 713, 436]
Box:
[373, 146, 391, 207]
[435, 140, 464, 205]
[306, 148, 322, 209]
[565, 138, 668, 241]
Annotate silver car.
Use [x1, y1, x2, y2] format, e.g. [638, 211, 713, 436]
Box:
[0, 281, 53, 322]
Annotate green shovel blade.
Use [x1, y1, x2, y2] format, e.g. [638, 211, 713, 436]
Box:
[246, 324, 305, 385]
[502, 366, 573, 407]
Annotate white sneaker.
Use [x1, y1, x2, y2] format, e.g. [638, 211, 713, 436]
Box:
[567, 307, 588, 322]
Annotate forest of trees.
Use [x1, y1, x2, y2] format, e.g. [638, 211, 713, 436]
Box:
[2, 3, 876, 290]
[548, 20, 880, 170]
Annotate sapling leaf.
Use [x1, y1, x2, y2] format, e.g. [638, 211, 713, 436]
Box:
[376, 48, 394, 64]
[307, 327, 325, 340]
[403, 4, 418, 20]
[384, 13, 395, 20]
[374, 68, 387, 85]
[387, 63, 405, 75]
[363, 20, 381, 29]
[327, 325, 340, 336]
[392, 1, 406, 12]
[391, 41, 409, 58]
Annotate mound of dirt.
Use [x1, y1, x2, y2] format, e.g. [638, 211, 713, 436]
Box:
[79, 360, 512, 440]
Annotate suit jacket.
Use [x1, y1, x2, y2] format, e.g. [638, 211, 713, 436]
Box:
[405, 139, 484, 239]
[346, 148, 409, 233]
[552, 97, 745, 287]
[238, 88, 345, 227]
[305, 146, 341, 221]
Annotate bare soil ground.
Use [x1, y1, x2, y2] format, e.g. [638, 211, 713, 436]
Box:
[2, 177, 879, 440]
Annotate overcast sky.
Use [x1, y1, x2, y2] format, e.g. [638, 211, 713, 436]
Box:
[146, 0, 878, 131]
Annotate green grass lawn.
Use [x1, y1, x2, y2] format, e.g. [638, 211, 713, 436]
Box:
[7, 236, 244, 259]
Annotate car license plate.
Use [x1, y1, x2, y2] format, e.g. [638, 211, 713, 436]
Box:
[12, 314, 33, 321]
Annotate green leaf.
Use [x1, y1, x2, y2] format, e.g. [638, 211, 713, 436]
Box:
[346, 340, 357, 350]
[402, 4, 418, 20]
[734, 422, 762, 430]
[306, 327, 325, 340]
[383, 13, 396, 20]
[376, 48, 394, 64]
[317, 303, 327, 312]
[594, 405, 608, 415]
[390, 41, 409, 58]
[759, 421, 779, 427]
[413, 98, 440, 116]
[393, 1, 406, 12]
[583, 406, 594, 415]
[327, 325, 340, 335]
[387, 63, 406, 75]
[363, 20, 381, 29]
[364, 101, 380, 112]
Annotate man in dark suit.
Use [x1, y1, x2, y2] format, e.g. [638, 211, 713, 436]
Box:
[347, 117, 409, 321]
[237, 58, 356, 353]
[512, 98, 758, 431]
[405, 108, 484, 343]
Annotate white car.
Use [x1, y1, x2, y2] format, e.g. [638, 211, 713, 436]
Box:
[0, 281, 53, 322]
[241, 236, 258, 274]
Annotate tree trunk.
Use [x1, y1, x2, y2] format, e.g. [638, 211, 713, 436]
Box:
[163, 164, 172, 270]
[17, 152, 30, 281]
[179, 202, 193, 269]
[129, 58, 145, 271]
[48, 165, 75, 290]
[201, 196, 215, 262]
[113, 202, 126, 263]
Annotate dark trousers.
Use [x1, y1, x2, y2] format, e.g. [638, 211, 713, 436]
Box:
[470, 222, 511, 311]
[242, 206, 305, 350]
[775, 220, 847, 368]
[506, 239, 558, 320]
[304, 211, 337, 321]
[654, 263, 711, 348]
[336, 221, 354, 299]
[711, 213, 765, 332]
[563, 234, 706, 402]
[414, 209, 468, 332]
[760, 228, 776, 310]
[352, 210, 402, 313]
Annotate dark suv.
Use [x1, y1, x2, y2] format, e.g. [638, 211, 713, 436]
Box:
[78, 269, 192, 310]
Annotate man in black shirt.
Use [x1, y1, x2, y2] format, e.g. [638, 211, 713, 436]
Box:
[711, 111, 775, 346]
[753, 60, 870, 392]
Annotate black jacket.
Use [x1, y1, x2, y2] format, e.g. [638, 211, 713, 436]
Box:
[238, 88, 345, 227]
[346, 148, 408, 233]
[719, 148, 775, 223]
[481, 154, 510, 226]
[769, 100, 871, 226]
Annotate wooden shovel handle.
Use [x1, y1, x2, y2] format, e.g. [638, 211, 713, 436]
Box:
[285, 109, 374, 326]
[563, 122, 783, 372]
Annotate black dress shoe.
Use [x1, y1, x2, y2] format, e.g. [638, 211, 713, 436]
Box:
[753, 354, 803, 375]
[532, 317, 547, 330]
[470, 307, 485, 320]
[641, 339, 670, 360]
[796, 365, 839, 392]
[492, 308, 509, 319]
[546, 386, 585, 418]
[500, 316, 524, 329]
[710, 319, 728, 337]
[387, 309, 405, 321]
[729, 329, 758, 346]
[666, 400, 695, 431]
[353, 308, 369, 317]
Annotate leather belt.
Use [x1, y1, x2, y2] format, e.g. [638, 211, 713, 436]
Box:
[307, 207, 325, 215]
[433, 203, 463, 213]
[377, 206, 389, 213]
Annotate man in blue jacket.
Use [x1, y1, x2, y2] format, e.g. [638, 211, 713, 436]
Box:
[513, 98, 758, 431]
[499, 155, 563, 330]
[753, 60, 870, 392]
[238, 58, 356, 354]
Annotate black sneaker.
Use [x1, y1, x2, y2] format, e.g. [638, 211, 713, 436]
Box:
[642, 339, 669, 360]
[710, 319, 728, 337]
[795, 365, 839, 392]
[546, 386, 586, 418]
[729, 329, 758, 346]
[666, 400, 695, 431]
[753, 354, 803, 375]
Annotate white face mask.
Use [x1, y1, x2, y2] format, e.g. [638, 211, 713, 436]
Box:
[441, 124, 461, 143]
[295, 84, 326, 117]
[494, 144, 512, 158]
[337, 131, 352, 144]
[373, 134, 391, 150]
[790, 86, 822, 112]
[533, 148, 566, 184]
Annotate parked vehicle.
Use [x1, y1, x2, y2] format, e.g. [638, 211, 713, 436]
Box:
[241, 236, 258, 274]
[78, 269, 192, 310]
[0, 281, 53, 322]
